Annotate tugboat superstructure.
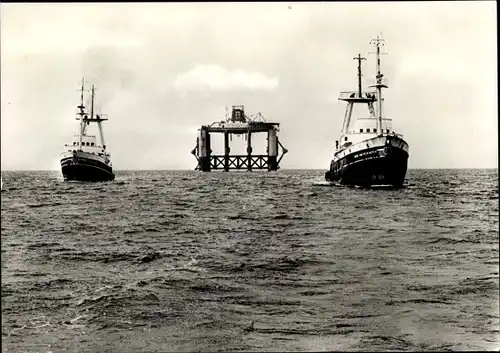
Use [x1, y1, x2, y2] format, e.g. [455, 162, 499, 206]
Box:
[325, 37, 409, 187]
[60, 79, 115, 182]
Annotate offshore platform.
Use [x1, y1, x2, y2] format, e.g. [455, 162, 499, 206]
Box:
[191, 105, 287, 172]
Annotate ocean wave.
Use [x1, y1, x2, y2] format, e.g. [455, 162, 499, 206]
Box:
[1, 169, 498, 352]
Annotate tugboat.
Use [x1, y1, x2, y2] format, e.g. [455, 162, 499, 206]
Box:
[60, 79, 115, 182]
[325, 36, 409, 187]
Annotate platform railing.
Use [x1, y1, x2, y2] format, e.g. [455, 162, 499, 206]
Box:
[338, 91, 377, 100]
[367, 78, 389, 87]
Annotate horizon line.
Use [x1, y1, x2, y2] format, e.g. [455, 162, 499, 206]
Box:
[1, 167, 498, 172]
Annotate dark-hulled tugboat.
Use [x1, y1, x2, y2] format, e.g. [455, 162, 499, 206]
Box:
[325, 36, 409, 187]
[60, 79, 115, 182]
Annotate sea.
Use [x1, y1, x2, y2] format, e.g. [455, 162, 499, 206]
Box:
[1, 169, 499, 352]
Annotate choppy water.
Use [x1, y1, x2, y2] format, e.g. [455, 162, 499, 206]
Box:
[1, 169, 499, 352]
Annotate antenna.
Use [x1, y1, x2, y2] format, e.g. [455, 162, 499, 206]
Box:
[368, 35, 389, 135]
[77, 78, 87, 116]
[76, 77, 91, 119]
[353, 54, 366, 97]
[77, 77, 88, 150]
[369, 35, 388, 84]
[80, 78, 85, 108]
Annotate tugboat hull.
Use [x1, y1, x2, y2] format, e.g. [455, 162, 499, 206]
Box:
[325, 139, 408, 187]
[61, 155, 114, 182]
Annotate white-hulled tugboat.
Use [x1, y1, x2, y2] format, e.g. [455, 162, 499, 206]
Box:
[60, 79, 115, 182]
[325, 36, 409, 187]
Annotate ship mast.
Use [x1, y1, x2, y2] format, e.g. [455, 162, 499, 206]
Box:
[354, 54, 366, 97]
[369, 36, 388, 135]
[338, 54, 373, 147]
[77, 78, 86, 151]
[90, 85, 95, 120]
[91, 86, 107, 150]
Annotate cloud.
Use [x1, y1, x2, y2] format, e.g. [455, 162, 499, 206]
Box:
[173, 64, 279, 94]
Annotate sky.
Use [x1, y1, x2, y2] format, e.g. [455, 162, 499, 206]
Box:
[1, 1, 497, 170]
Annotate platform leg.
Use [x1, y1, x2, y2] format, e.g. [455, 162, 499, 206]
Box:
[268, 129, 278, 171]
[247, 131, 252, 171]
[224, 131, 229, 172]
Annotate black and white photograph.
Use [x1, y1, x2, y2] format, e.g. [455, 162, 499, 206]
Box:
[1, 1, 498, 352]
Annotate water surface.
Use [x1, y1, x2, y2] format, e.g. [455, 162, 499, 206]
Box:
[1, 169, 498, 352]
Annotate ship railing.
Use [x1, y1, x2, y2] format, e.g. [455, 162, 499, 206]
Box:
[338, 91, 377, 100]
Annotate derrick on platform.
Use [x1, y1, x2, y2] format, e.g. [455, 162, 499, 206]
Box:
[191, 105, 288, 172]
